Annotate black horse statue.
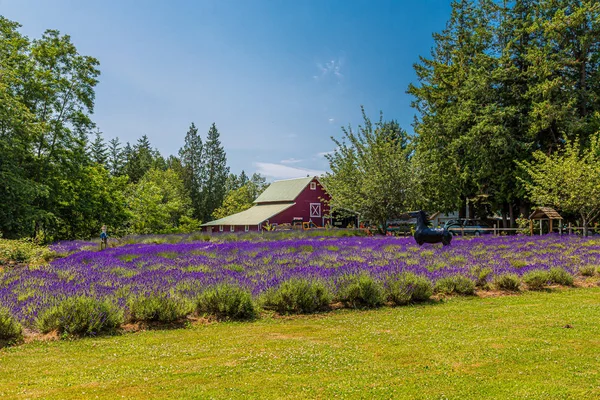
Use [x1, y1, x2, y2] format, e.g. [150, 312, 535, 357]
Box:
[409, 210, 452, 246]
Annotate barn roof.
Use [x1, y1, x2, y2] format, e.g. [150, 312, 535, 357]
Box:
[529, 207, 563, 220]
[253, 176, 315, 203]
[201, 203, 296, 226]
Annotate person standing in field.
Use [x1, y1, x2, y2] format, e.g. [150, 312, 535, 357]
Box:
[100, 225, 108, 250]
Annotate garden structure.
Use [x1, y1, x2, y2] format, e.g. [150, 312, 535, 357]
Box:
[201, 176, 331, 233]
[529, 207, 563, 235]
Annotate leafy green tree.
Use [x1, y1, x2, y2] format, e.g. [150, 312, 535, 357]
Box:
[323, 107, 416, 231]
[517, 132, 600, 236]
[200, 123, 229, 221]
[0, 17, 47, 238]
[52, 165, 130, 239]
[212, 175, 268, 220]
[212, 184, 255, 220]
[179, 123, 203, 219]
[126, 168, 193, 234]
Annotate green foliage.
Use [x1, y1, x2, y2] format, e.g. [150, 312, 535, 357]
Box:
[0, 238, 54, 266]
[518, 133, 600, 235]
[385, 272, 433, 305]
[548, 268, 574, 287]
[128, 295, 192, 323]
[200, 123, 229, 222]
[0, 307, 23, 344]
[579, 265, 597, 277]
[522, 270, 550, 291]
[434, 275, 475, 296]
[471, 266, 493, 289]
[127, 168, 193, 235]
[179, 123, 204, 220]
[337, 273, 385, 309]
[408, 1, 600, 219]
[196, 284, 258, 321]
[175, 215, 203, 234]
[261, 278, 331, 314]
[37, 296, 123, 336]
[493, 273, 521, 292]
[212, 184, 255, 220]
[323, 109, 415, 230]
[212, 177, 268, 220]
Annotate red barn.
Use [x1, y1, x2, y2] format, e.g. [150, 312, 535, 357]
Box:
[201, 176, 330, 233]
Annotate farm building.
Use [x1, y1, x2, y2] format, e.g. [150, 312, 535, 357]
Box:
[201, 176, 331, 233]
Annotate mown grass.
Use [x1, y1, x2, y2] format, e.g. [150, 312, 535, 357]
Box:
[1, 288, 599, 399]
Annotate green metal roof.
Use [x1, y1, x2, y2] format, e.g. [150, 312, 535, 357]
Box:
[201, 203, 296, 226]
[253, 176, 314, 203]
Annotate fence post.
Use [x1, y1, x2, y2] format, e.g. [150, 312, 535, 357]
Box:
[494, 223, 497, 236]
[529, 220, 534, 236]
[568, 222, 572, 235]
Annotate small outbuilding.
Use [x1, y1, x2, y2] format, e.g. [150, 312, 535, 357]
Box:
[528, 207, 563, 235]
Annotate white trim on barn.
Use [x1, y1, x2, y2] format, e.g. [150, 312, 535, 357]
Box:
[310, 203, 321, 218]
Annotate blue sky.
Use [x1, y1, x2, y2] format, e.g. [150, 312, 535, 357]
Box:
[2, 0, 452, 180]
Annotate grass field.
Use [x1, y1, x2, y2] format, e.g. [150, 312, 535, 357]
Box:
[1, 287, 599, 399]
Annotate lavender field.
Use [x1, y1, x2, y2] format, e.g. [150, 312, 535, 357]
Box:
[1, 234, 598, 327]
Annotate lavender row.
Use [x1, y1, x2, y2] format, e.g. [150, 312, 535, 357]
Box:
[2, 234, 597, 326]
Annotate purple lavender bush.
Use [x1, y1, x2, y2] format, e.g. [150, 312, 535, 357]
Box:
[1, 234, 596, 330]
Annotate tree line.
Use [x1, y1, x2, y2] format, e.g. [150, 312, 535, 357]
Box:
[324, 0, 600, 232]
[0, 17, 267, 241]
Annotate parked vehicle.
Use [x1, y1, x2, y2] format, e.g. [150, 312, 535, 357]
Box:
[443, 219, 491, 236]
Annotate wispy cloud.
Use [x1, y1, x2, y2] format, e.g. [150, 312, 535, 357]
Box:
[317, 150, 335, 157]
[313, 58, 343, 81]
[254, 162, 325, 179]
[328, 117, 335, 124]
[280, 158, 303, 164]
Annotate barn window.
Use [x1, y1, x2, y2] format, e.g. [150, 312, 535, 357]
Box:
[219, 225, 223, 232]
[245, 225, 249, 232]
[310, 182, 316, 190]
[230, 226, 235, 232]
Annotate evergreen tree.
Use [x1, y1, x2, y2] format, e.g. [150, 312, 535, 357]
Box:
[200, 123, 229, 221]
[238, 170, 249, 187]
[178, 123, 203, 219]
[107, 137, 124, 176]
[89, 129, 108, 166]
[125, 135, 154, 183]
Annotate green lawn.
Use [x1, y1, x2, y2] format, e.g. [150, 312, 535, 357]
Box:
[2, 288, 600, 399]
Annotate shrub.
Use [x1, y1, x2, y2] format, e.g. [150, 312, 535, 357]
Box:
[261, 278, 331, 314]
[197, 284, 258, 321]
[0, 238, 54, 267]
[337, 273, 385, 309]
[493, 273, 521, 291]
[579, 265, 597, 277]
[128, 295, 193, 323]
[548, 267, 574, 286]
[434, 275, 475, 296]
[471, 266, 493, 289]
[522, 270, 549, 290]
[37, 296, 123, 336]
[0, 307, 23, 344]
[385, 272, 433, 305]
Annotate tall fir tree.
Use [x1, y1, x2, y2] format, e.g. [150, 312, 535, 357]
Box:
[178, 122, 203, 219]
[200, 123, 229, 221]
[124, 135, 155, 183]
[107, 137, 124, 176]
[89, 129, 108, 166]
